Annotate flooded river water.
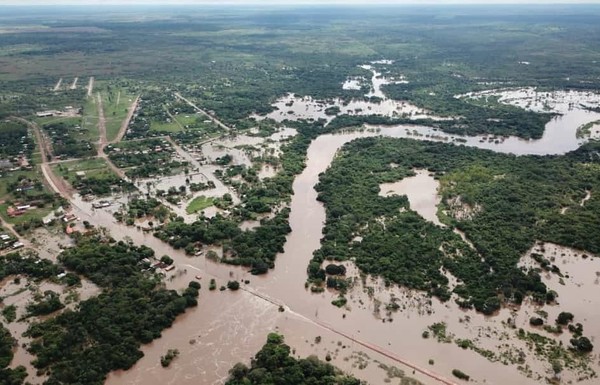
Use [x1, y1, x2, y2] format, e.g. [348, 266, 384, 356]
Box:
[379, 169, 443, 226]
[16, 80, 600, 384]
[101, 102, 600, 385]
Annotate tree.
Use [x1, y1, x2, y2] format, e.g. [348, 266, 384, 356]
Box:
[556, 312, 574, 325]
[325, 264, 346, 276]
[529, 317, 544, 326]
[571, 337, 594, 353]
[160, 255, 174, 265]
[229, 363, 249, 380]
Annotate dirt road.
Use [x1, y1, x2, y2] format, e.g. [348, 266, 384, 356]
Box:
[12, 117, 74, 198]
[53, 78, 62, 92]
[70, 77, 78, 90]
[174, 92, 232, 133]
[95, 93, 127, 179]
[111, 96, 139, 144]
[97, 92, 107, 148]
[87, 77, 94, 97]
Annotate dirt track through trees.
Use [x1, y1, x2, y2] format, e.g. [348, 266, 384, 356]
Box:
[87, 77, 94, 97]
[111, 96, 139, 144]
[95, 93, 127, 179]
[53, 78, 62, 91]
[174, 92, 232, 133]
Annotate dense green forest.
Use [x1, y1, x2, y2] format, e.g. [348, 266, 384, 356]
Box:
[2, 6, 600, 138]
[310, 137, 600, 314]
[0, 121, 33, 159]
[155, 209, 291, 274]
[24, 234, 198, 384]
[225, 333, 363, 385]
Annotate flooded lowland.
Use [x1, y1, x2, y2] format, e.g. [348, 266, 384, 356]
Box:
[11, 65, 600, 385]
[108, 117, 600, 385]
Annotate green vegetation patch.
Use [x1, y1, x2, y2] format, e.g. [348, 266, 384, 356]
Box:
[25, 235, 199, 385]
[225, 333, 363, 385]
[310, 137, 600, 314]
[186, 195, 215, 214]
[155, 208, 291, 274]
[53, 158, 131, 196]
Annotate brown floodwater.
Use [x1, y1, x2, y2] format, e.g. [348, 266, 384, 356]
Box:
[105, 123, 600, 385]
[19, 90, 600, 385]
[379, 169, 443, 226]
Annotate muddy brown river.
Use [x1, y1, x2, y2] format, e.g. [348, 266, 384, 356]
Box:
[102, 110, 600, 385]
[14, 86, 600, 384]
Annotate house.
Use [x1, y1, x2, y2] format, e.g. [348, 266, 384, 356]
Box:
[36, 111, 55, 117]
[7, 207, 24, 217]
[62, 213, 77, 223]
[42, 211, 58, 225]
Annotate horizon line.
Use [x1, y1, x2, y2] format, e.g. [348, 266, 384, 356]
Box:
[1, 1, 600, 5]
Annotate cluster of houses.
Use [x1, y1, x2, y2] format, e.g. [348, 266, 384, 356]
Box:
[0, 233, 24, 251]
[91, 200, 112, 209]
[0, 155, 32, 174]
[7, 204, 36, 218]
[141, 257, 176, 273]
[107, 140, 172, 156]
[35, 106, 81, 118]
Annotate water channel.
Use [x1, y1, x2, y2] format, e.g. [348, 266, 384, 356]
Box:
[17, 69, 600, 384]
[102, 105, 600, 385]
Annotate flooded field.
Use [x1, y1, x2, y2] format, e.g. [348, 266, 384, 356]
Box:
[12, 84, 600, 385]
[254, 93, 433, 125]
[1, 273, 100, 384]
[460, 87, 600, 115]
[67, 111, 600, 385]
[367, 109, 600, 156]
[253, 62, 437, 124]
[130, 129, 296, 223]
[379, 169, 443, 226]
[459, 87, 600, 143]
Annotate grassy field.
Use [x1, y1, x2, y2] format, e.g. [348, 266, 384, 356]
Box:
[81, 96, 100, 142]
[150, 118, 183, 133]
[52, 158, 116, 182]
[186, 195, 214, 214]
[100, 85, 136, 142]
[0, 169, 56, 225]
[0, 202, 53, 225]
[0, 170, 39, 198]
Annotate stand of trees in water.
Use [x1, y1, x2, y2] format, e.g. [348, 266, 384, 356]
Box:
[24, 234, 198, 385]
[225, 333, 364, 385]
[0, 252, 72, 385]
[0, 325, 27, 385]
[310, 137, 600, 315]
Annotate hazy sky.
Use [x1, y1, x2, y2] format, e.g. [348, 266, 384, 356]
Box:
[1, 0, 600, 4]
